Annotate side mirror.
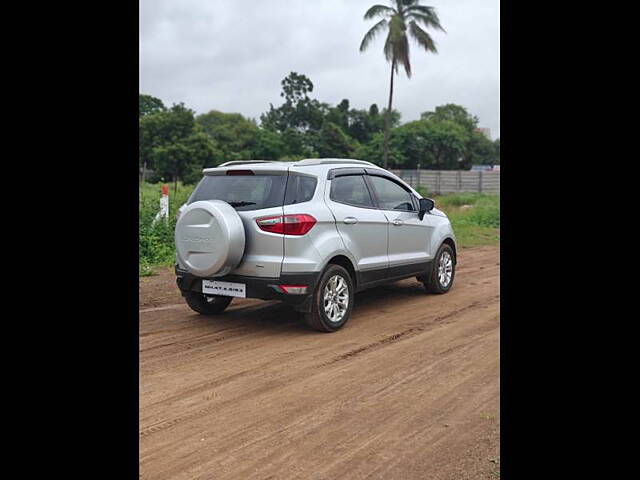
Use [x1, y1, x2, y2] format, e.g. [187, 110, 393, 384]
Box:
[418, 198, 435, 220]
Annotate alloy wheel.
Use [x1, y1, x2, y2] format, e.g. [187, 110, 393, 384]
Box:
[323, 275, 349, 323]
[438, 251, 453, 288]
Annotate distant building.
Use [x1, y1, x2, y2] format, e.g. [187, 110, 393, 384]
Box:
[475, 127, 491, 140]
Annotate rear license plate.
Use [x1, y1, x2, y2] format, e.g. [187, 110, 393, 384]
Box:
[202, 280, 246, 298]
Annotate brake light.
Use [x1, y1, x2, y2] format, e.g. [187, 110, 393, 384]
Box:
[256, 214, 317, 235]
[226, 169, 254, 175]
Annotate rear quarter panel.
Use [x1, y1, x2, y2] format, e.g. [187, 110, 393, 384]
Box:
[232, 206, 285, 277]
[282, 169, 355, 274]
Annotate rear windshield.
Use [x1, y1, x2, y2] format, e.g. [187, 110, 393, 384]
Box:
[188, 174, 287, 211]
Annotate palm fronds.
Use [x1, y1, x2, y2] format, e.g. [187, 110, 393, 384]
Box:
[360, 1, 443, 72]
[409, 20, 437, 53]
[359, 0, 445, 168]
[364, 4, 395, 19]
[360, 19, 389, 52]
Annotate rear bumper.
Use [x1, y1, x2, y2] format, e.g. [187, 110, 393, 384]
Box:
[175, 266, 321, 312]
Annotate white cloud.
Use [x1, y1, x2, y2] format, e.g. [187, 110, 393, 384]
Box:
[140, 0, 500, 137]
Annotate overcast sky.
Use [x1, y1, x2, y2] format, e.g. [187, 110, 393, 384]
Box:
[140, 0, 500, 138]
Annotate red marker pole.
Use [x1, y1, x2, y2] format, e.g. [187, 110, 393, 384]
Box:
[154, 184, 170, 224]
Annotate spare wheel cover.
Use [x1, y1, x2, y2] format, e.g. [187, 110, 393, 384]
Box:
[175, 200, 245, 277]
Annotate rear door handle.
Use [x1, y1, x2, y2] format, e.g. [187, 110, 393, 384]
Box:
[392, 219, 404, 226]
[343, 217, 358, 224]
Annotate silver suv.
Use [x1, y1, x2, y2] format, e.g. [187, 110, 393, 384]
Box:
[174, 159, 457, 332]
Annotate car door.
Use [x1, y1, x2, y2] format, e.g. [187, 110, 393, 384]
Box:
[365, 173, 435, 271]
[325, 171, 389, 282]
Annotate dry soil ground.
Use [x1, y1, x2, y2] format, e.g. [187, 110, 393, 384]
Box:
[139, 246, 500, 479]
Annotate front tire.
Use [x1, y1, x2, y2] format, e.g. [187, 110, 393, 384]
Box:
[424, 244, 456, 294]
[183, 292, 233, 315]
[304, 264, 354, 332]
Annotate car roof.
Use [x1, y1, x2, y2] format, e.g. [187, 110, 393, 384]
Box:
[203, 158, 380, 175]
[200, 159, 421, 197]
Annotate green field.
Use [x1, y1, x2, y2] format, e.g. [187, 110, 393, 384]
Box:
[139, 182, 499, 275]
[428, 192, 500, 248]
[139, 182, 194, 275]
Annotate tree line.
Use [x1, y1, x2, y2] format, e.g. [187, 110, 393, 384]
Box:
[139, 72, 500, 186]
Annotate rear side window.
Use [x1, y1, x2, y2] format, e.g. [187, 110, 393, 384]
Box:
[367, 175, 415, 211]
[284, 175, 317, 205]
[330, 175, 374, 208]
[188, 174, 287, 211]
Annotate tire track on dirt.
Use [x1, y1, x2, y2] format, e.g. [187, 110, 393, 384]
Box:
[140, 261, 498, 367]
[140, 305, 301, 365]
[139, 246, 500, 480]
[317, 296, 497, 368]
[139, 295, 498, 439]
[141, 314, 499, 480]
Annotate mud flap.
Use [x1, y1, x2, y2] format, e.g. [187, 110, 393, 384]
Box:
[292, 295, 313, 313]
[416, 260, 434, 283]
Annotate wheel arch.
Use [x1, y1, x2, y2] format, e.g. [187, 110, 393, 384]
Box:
[325, 254, 357, 288]
[441, 237, 457, 264]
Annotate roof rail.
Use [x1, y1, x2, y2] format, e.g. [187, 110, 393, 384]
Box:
[217, 160, 277, 167]
[294, 158, 376, 167]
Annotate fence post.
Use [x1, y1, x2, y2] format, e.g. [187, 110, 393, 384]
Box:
[436, 171, 441, 195]
[479, 170, 483, 193]
[457, 170, 462, 192]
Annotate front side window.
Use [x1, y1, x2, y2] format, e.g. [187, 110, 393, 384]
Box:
[367, 175, 416, 211]
[330, 175, 374, 208]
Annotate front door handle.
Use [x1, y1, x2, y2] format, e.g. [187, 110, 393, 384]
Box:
[392, 219, 404, 226]
[343, 217, 358, 224]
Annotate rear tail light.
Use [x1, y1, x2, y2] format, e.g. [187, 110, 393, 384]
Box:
[256, 214, 317, 235]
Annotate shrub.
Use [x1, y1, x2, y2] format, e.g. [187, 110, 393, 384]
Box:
[465, 203, 500, 228]
[139, 182, 195, 270]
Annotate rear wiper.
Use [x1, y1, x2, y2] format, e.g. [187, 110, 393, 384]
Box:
[227, 201, 256, 207]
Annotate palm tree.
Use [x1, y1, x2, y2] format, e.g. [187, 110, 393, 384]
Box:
[359, 0, 445, 168]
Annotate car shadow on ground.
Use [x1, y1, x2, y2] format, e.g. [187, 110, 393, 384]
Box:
[187, 279, 430, 334]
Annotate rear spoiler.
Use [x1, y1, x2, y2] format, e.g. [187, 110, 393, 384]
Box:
[203, 166, 288, 176]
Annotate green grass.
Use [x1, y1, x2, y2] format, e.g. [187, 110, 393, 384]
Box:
[138, 260, 155, 277]
[139, 181, 196, 270]
[138, 183, 499, 275]
[433, 193, 500, 248]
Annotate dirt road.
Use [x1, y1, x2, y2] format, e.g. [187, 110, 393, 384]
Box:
[140, 246, 500, 479]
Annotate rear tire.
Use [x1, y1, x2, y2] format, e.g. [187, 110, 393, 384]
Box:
[304, 264, 354, 332]
[423, 244, 456, 294]
[183, 292, 233, 315]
